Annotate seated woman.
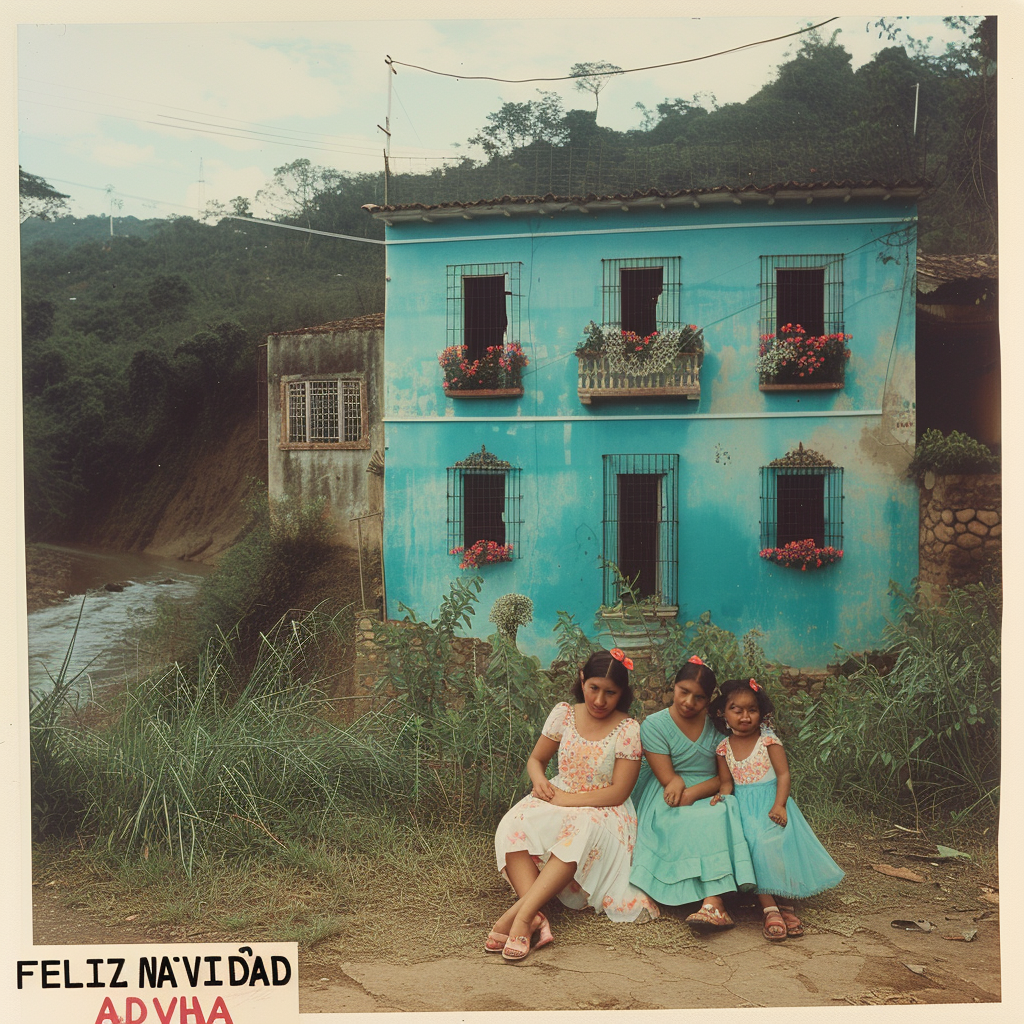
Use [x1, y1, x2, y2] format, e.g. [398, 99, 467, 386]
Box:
[490, 649, 659, 962]
[630, 658, 757, 929]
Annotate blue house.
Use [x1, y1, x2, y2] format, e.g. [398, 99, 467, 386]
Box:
[364, 182, 922, 669]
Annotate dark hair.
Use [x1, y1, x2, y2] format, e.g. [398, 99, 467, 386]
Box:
[571, 649, 634, 713]
[709, 678, 777, 734]
[673, 659, 718, 699]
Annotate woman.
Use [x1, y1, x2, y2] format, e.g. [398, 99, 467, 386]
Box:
[490, 649, 658, 961]
[630, 657, 757, 929]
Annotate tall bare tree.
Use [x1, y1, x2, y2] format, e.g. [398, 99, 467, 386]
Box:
[569, 61, 623, 114]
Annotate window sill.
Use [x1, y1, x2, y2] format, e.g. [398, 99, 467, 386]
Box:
[444, 387, 524, 398]
[759, 381, 844, 392]
[600, 606, 679, 622]
[279, 440, 370, 450]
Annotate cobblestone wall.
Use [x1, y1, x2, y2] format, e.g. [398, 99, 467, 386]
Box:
[919, 474, 1001, 591]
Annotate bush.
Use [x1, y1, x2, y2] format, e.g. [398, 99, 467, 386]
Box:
[907, 428, 999, 482]
[792, 581, 1000, 822]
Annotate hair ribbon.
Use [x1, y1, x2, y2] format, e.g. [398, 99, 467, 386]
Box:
[749, 679, 761, 692]
[610, 648, 634, 671]
[687, 656, 704, 666]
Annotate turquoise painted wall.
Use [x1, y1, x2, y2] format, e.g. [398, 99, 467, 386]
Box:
[378, 199, 918, 669]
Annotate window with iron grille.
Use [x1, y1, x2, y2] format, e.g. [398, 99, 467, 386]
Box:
[759, 466, 844, 550]
[760, 254, 844, 337]
[602, 257, 682, 335]
[447, 263, 521, 361]
[602, 454, 679, 606]
[280, 376, 368, 449]
[447, 447, 522, 554]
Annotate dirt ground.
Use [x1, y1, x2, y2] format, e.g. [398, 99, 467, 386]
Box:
[33, 825, 999, 1012]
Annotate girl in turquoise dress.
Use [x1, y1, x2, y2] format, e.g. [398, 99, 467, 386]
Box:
[630, 658, 757, 930]
[709, 678, 845, 941]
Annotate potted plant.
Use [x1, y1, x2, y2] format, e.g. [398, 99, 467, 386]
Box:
[439, 342, 528, 396]
[756, 323, 851, 389]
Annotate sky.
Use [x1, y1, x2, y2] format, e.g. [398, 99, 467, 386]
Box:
[15, 10, 976, 222]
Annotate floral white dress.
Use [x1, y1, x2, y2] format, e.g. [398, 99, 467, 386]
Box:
[494, 702, 660, 922]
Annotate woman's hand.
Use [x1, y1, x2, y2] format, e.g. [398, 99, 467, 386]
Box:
[677, 787, 698, 807]
[768, 804, 788, 827]
[532, 777, 556, 802]
[662, 776, 686, 807]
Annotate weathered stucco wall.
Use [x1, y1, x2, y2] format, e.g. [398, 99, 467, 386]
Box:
[919, 474, 1001, 591]
[379, 198, 918, 669]
[267, 323, 384, 549]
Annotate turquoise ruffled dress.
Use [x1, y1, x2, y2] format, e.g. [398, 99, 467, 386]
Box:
[630, 710, 757, 905]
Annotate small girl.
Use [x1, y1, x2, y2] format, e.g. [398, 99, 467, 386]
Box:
[709, 678, 844, 941]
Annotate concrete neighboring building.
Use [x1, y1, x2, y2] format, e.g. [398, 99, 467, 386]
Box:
[266, 312, 384, 551]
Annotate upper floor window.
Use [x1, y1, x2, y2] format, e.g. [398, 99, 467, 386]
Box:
[281, 376, 368, 450]
[602, 257, 682, 335]
[760, 254, 844, 337]
[447, 263, 521, 361]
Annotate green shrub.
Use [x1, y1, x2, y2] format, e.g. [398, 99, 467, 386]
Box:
[907, 428, 999, 482]
[792, 581, 1000, 822]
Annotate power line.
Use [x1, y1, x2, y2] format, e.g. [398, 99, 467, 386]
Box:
[387, 18, 840, 83]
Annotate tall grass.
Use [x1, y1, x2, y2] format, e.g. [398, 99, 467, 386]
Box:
[789, 582, 1000, 823]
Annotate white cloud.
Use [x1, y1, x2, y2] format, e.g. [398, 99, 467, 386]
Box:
[90, 140, 157, 168]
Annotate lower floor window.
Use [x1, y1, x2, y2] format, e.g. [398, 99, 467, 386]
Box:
[282, 377, 367, 449]
[602, 454, 679, 606]
[760, 463, 844, 550]
[447, 446, 522, 556]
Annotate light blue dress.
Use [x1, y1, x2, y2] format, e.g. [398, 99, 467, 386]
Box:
[630, 710, 757, 905]
[717, 729, 845, 899]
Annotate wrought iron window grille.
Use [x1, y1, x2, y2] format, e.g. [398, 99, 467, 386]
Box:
[446, 262, 522, 361]
[447, 446, 522, 554]
[601, 257, 682, 335]
[760, 447, 844, 550]
[759, 254, 844, 338]
[602, 454, 679, 607]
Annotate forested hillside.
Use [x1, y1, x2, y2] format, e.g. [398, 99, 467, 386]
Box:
[20, 20, 995, 547]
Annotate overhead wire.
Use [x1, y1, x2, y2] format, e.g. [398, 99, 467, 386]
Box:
[387, 18, 840, 83]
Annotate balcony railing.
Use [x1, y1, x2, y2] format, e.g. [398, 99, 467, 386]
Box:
[577, 352, 702, 404]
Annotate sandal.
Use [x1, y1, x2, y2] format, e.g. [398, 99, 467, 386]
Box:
[685, 902, 735, 931]
[484, 930, 509, 953]
[533, 912, 554, 950]
[778, 905, 804, 937]
[501, 934, 531, 962]
[762, 905, 787, 942]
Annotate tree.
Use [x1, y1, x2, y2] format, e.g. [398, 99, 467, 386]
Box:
[19, 167, 70, 222]
[569, 61, 623, 114]
[467, 91, 567, 157]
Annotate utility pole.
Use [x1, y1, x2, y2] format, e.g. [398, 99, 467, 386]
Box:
[912, 83, 919, 136]
[198, 157, 206, 217]
[378, 56, 397, 205]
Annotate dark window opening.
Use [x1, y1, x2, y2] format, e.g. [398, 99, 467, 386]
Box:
[617, 474, 661, 598]
[777, 268, 825, 336]
[463, 471, 506, 547]
[602, 454, 679, 607]
[620, 267, 663, 336]
[463, 275, 508, 360]
[777, 474, 825, 547]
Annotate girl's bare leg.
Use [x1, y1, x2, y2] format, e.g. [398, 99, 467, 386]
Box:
[504, 855, 577, 940]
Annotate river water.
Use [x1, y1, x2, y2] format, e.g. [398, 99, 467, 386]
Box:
[25, 544, 215, 703]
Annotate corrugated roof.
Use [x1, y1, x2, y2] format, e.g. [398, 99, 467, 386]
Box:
[364, 179, 928, 218]
[917, 253, 998, 283]
[271, 312, 384, 337]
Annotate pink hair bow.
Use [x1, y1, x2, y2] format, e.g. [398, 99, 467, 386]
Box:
[749, 679, 761, 692]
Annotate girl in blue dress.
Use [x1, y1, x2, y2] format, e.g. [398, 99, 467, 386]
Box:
[630, 658, 757, 930]
[709, 678, 845, 941]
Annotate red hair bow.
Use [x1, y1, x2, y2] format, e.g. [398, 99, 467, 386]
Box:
[688, 656, 704, 666]
[610, 648, 634, 672]
[749, 679, 761, 692]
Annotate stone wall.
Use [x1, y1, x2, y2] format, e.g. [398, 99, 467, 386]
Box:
[919, 474, 1001, 591]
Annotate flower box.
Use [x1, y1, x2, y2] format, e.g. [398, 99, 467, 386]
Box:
[450, 539, 514, 569]
[444, 387, 523, 399]
[756, 324, 851, 390]
[439, 342, 528, 394]
[760, 538, 843, 571]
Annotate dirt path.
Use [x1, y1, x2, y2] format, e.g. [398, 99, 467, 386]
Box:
[35, 884, 999, 1012]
